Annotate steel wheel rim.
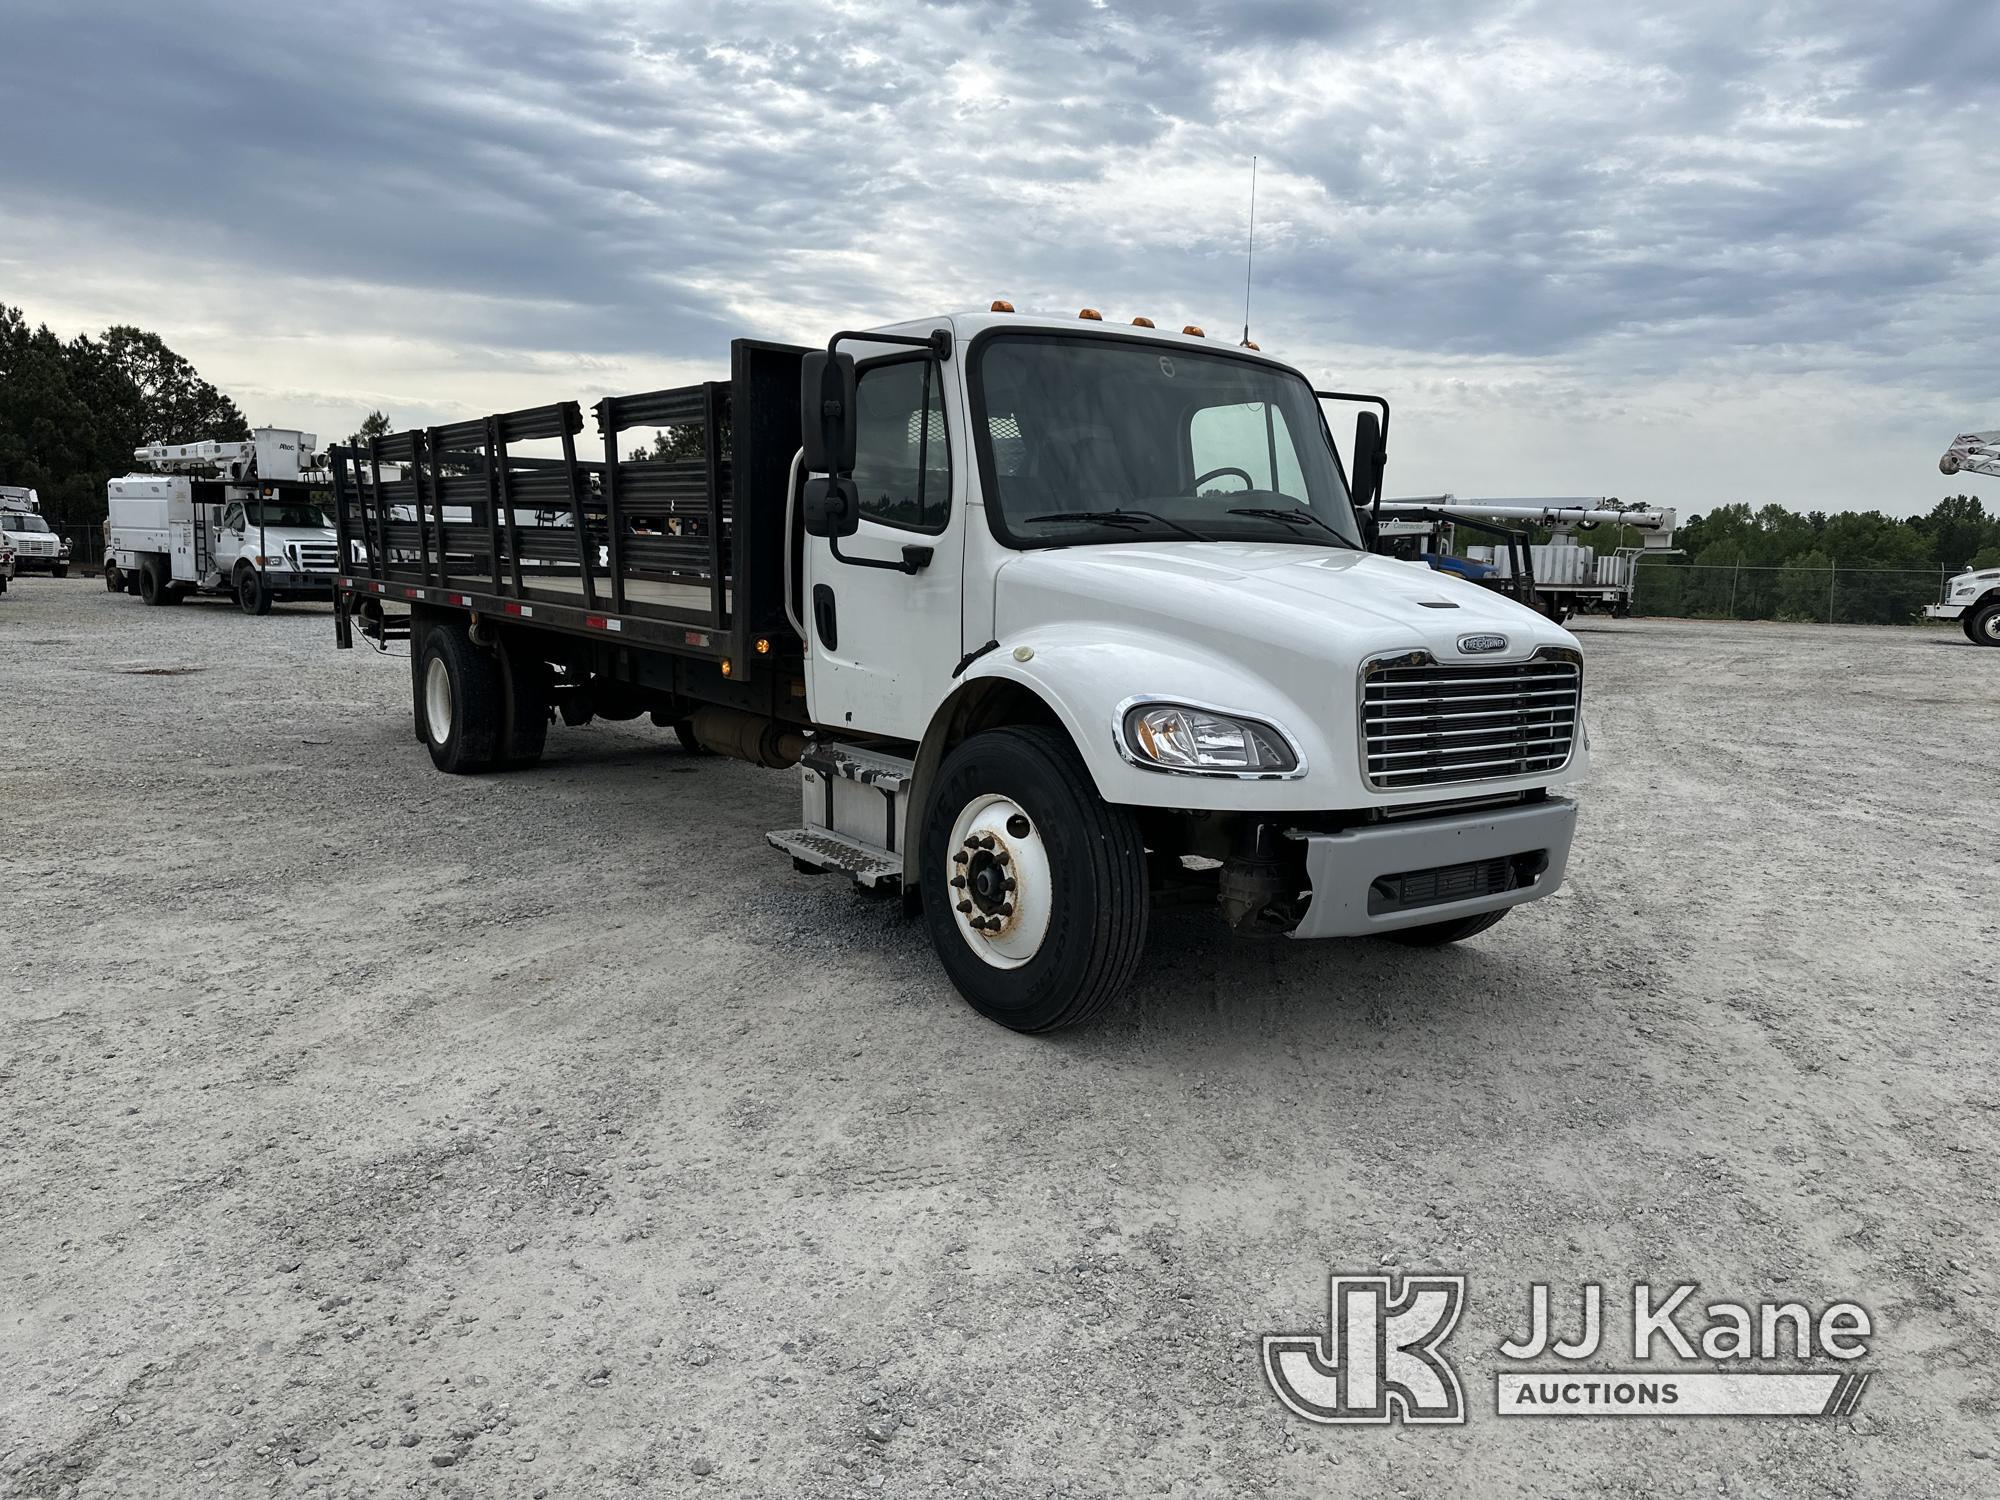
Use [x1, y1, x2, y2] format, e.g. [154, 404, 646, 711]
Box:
[1983, 613, 2000, 644]
[424, 657, 454, 744]
[946, 793, 1052, 969]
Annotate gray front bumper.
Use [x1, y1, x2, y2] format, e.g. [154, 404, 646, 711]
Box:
[1287, 796, 1577, 939]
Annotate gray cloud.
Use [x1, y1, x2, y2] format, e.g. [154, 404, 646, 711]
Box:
[3, 0, 1996, 509]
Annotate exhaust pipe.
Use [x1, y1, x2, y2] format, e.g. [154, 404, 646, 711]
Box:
[689, 706, 806, 768]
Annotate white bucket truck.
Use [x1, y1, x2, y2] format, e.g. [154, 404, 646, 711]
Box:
[0, 487, 70, 577]
[331, 307, 1590, 1031]
[106, 429, 338, 613]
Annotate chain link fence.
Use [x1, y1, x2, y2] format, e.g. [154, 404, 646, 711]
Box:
[1631, 560, 1954, 626]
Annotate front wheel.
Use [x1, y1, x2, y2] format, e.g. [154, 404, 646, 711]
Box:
[1380, 909, 1508, 947]
[1968, 601, 2000, 647]
[51, 563, 68, 578]
[104, 565, 122, 592]
[236, 567, 271, 616]
[919, 727, 1148, 1032]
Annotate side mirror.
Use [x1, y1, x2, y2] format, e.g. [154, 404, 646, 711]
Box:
[1350, 411, 1384, 508]
[800, 351, 858, 476]
[802, 476, 860, 539]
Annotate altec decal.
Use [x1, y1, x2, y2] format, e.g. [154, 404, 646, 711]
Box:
[1264, 1277, 1873, 1425]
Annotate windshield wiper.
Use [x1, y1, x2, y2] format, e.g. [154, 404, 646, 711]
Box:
[1227, 506, 1354, 547]
[1024, 509, 1213, 543]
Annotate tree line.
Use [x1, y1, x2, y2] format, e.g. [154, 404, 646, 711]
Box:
[1610, 497, 1999, 624]
[0, 302, 250, 531]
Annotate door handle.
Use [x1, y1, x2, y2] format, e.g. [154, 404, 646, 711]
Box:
[812, 584, 837, 651]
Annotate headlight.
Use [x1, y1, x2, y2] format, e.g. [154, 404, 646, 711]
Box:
[1120, 702, 1300, 775]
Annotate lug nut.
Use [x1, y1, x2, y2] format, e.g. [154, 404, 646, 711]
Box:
[956, 900, 972, 914]
[1002, 877, 1016, 891]
[993, 850, 1010, 867]
[997, 903, 1014, 919]
[953, 850, 969, 865]
[950, 875, 967, 889]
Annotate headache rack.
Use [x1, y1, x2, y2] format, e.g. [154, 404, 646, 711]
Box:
[331, 338, 806, 677]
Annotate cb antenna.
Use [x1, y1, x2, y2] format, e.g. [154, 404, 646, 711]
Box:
[1242, 155, 1258, 346]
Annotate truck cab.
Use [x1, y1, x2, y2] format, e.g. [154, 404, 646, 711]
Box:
[1925, 567, 2000, 645]
[332, 309, 1587, 1032]
[0, 488, 70, 577]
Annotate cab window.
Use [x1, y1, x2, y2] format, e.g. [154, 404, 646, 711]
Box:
[1188, 401, 1308, 500]
[850, 359, 950, 533]
[222, 501, 246, 531]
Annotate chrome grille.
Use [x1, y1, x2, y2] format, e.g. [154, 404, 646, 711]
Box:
[1362, 653, 1580, 789]
[291, 542, 338, 573]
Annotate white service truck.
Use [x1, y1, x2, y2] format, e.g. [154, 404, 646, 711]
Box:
[106, 429, 340, 613]
[1932, 432, 2000, 645]
[0, 487, 70, 577]
[331, 308, 1589, 1031]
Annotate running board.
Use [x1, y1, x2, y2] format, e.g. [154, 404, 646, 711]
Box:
[768, 828, 901, 889]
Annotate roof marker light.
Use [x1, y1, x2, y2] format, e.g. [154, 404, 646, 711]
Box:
[1078, 308, 1103, 321]
[1240, 339, 1260, 350]
[1183, 325, 1205, 337]
[1132, 317, 1155, 328]
[990, 299, 1015, 313]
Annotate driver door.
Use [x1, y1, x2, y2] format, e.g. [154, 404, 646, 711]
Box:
[803, 354, 965, 739]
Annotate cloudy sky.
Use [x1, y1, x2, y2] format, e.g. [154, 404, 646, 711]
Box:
[4, 0, 1996, 514]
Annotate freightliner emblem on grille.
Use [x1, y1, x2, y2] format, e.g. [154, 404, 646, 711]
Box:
[1457, 634, 1508, 654]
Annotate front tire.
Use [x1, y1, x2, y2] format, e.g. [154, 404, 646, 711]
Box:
[1381, 909, 1508, 946]
[104, 565, 122, 592]
[51, 563, 67, 578]
[919, 727, 1147, 1032]
[236, 567, 271, 616]
[418, 623, 504, 773]
[1968, 600, 2000, 647]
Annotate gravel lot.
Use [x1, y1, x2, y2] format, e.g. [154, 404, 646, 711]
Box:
[2, 576, 1996, 1498]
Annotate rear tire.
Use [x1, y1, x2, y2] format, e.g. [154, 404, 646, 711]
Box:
[1381, 909, 1508, 946]
[1968, 600, 2000, 647]
[919, 726, 1148, 1032]
[495, 639, 550, 768]
[139, 560, 168, 606]
[418, 623, 504, 774]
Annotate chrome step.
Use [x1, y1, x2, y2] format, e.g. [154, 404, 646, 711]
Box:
[767, 827, 901, 889]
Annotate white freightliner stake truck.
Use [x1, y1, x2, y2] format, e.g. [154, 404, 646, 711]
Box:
[106, 429, 340, 612]
[330, 308, 1588, 1031]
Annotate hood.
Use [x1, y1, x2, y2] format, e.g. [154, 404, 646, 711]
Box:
[994, 541, 1576, 665]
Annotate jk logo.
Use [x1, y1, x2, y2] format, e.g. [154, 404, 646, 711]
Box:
[1263, 1274, 1467, 1425]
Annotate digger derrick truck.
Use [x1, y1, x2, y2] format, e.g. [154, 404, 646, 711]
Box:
[1933, 432, 2000, 645]
[331, 309, 1589, 1031]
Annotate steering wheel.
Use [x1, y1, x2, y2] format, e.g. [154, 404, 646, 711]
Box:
[1192, 466, 1255, 493]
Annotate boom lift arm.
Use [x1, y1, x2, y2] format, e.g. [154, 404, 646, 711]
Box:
[1939, 432, 2000, 480]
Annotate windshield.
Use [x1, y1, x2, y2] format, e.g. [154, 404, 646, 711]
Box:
[971, 333, 1361, 549]
[244, 501, 331, 528]
[2, 513, 51, 533]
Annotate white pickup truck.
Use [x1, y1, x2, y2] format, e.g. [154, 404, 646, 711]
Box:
[332, 308, 1587, 1031]
[107, 429, 339, 613]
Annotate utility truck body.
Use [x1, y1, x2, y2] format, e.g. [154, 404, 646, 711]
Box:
[0, 487, 69, 577]
[332, 311, 1588, 1030]
[1924, 567, 2000, 643]
[107, 429, 338, 612]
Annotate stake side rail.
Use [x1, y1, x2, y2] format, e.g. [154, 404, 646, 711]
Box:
[329, 364, 795, 677]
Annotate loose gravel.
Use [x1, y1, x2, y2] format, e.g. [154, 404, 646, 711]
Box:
[2, 577, 1996, 1497]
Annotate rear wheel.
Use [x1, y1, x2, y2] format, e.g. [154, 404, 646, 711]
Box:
[495, 639, 550, 768]
[1381, 909, 1508, 946]
[1968, 600, 2000, 647]
[418, 623, 504, 774]
[919, 726, 1148, 1032]
[139, 560, 169, 606]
